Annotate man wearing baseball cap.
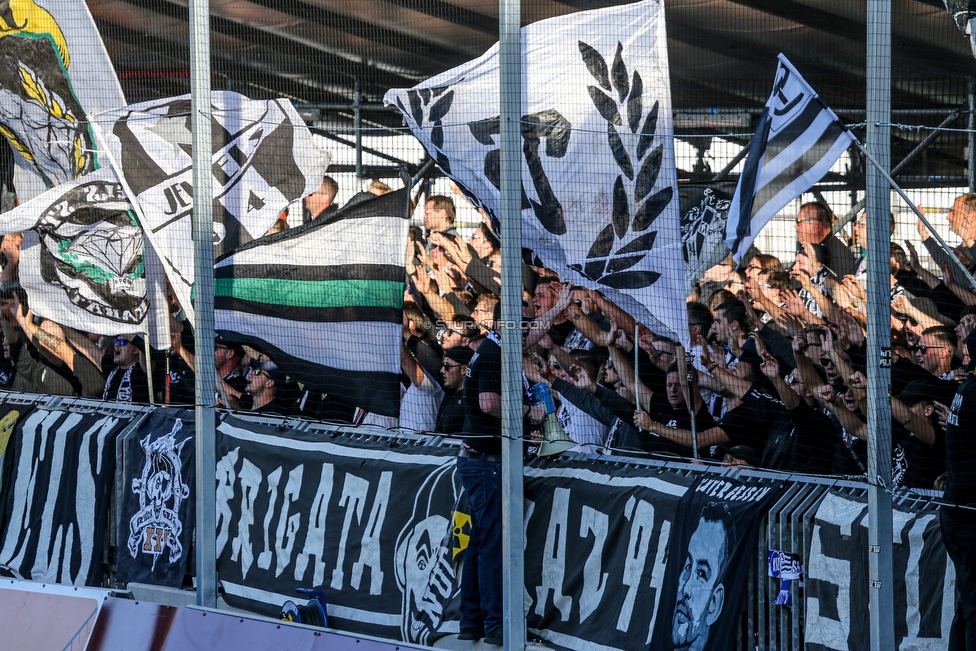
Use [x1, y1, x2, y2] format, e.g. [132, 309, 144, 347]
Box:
[244, 359, 290, 415]
[434, 346, 473, 435]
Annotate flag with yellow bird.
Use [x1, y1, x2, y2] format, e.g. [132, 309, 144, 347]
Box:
[0, 2, 173, 345]
[0, 0, 125, 198]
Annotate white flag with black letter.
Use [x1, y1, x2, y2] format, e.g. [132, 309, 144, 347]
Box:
[99, 92, 327, 320]
[384, 0, 687, 342]
[723, 54, 856, 263]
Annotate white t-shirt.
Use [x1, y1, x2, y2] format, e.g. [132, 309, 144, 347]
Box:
[400, 369, 445, 432]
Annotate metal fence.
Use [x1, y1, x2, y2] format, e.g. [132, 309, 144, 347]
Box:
[0, 389, 943, 649]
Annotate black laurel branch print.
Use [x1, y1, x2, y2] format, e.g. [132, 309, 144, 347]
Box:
[577, 41, 672, 290]
[627, 72, 643, 134]
[407, 82, 463, 174]
[611, 43, 629, 103]
[608, 125, 633, 181]
[578, 41, 611, 91]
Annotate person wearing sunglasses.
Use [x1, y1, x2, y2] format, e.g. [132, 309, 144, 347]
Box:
[102, 334, 149, 404]
[913, 326, 959, 381]
[433, 346, 474, 435]
[244, 359, 289, 414]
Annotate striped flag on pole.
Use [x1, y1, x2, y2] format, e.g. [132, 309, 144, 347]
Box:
[214, 190, 409, 417]
[723, 55, 856, 263]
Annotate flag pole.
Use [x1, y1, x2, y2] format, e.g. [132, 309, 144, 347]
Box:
[498, 0, 525, 647]
[144, 332, 154, 405]
[684, 350, 699, 459]
[633, 322, 640, 415]
[189, 0, 218, 609]
[855, 141, 976, 292]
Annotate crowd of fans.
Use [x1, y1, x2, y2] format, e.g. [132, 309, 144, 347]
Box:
[4, 177, 976, 491]
[394, 190, 976, 493]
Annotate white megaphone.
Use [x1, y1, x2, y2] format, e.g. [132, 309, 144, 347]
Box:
[529, 383, 575, 457]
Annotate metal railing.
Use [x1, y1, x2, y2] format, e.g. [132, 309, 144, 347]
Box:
[0, 390, 943, 650]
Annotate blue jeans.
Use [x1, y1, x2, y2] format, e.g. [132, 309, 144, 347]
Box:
[456, 456, 503, 633]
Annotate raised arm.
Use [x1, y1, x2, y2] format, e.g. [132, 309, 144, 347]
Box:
[632, 413, 729, 450]
[814, 385, 867, 441]
[605, 323, 653, 409]
[890, 397, 936, 447]
[16, 311, 77, 371]
[759, 351, 799, 410]
[791, 331, 827, 392]
[62, 326, 107, 372]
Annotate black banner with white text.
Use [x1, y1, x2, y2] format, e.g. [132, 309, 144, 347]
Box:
[213, 416, 464, 645]
[0, 408, 131, 585]
[805, 490, 954, 650]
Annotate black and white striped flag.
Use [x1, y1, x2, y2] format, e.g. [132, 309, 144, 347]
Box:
[723, 55, 856, 263]
[214, 190, 410, 417]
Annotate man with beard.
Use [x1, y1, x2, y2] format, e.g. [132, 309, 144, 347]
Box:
[102, 334, 149, 403]
[434, 346, 473, 434]
[243, 360, 289, 415]
[672, 503, 737, 651]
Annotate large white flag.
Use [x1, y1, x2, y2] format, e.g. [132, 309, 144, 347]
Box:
[0, 1, 172, 342]
[0, 0, 126, 200]
[385, 0, 688, 341]
[723, 55, 856, 263]
[1, 169, 150, 334]
[99, 92, 327, 320]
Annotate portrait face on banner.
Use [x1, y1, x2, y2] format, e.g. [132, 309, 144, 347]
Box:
[651, 476, 781, 651]
[671, 506, 735, 651]
[395, 513, 456, 643]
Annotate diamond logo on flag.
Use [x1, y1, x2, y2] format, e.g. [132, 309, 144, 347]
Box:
[0, 169, 150, 331]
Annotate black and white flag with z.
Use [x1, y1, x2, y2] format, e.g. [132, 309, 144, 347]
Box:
[723, 54, 856, 264]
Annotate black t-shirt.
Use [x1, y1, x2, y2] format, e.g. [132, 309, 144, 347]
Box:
[462, 336, 502, 453]
[643, 392, 715, 457]
[252, 396, 291, 416]
[768, 401, 837, 475]
[435, 389, 466, 435]
[945, 376, 976, 505]
[647, 391, 715, 432]
[166, 356, 195, 405]
[719, 386, 790, 456]
[892, 420, 945, 490]
[829, 411, 867, 477]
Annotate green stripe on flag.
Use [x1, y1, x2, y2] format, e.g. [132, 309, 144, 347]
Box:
[214, 277, 404, 309]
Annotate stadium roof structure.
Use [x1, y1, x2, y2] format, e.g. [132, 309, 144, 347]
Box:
[89, 0, 976, 185]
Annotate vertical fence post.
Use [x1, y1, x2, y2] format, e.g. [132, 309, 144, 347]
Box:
[865, 1, 895, 649]
[969, 78, 975, 193]
[355, 76, 363, 183]
[189, 0, 217, 609]
[499, 0, 526, 648]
